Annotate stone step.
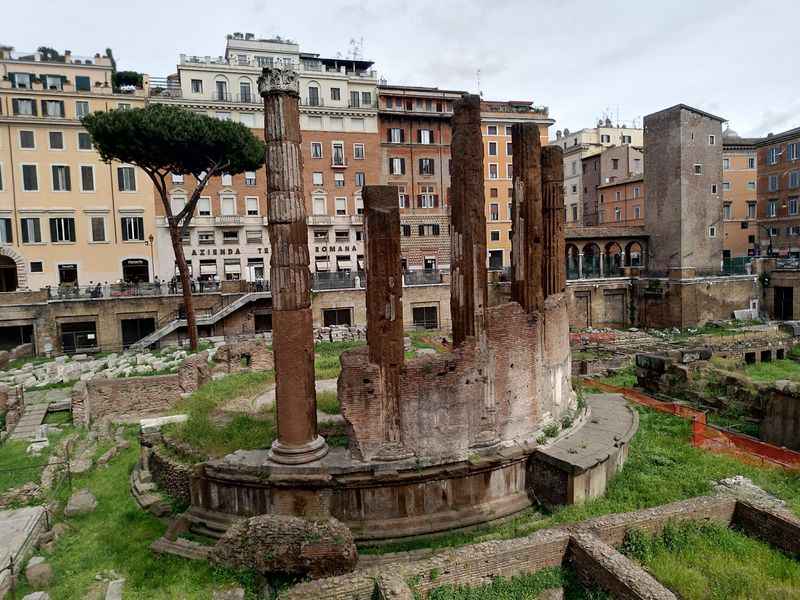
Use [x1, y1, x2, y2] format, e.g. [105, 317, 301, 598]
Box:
[133, 477, 157, 495]
[138, 470, 153, 484]
[150, 537, 212, 561]
[184, 507, 238, 539]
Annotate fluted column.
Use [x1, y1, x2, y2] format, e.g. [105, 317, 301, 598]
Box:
[541, 146, 566, 296]
[364, 186, 412, 461]
[259, 66, 327, 465]
[510, 123, 544, 313]
[450, 94, 488, 347]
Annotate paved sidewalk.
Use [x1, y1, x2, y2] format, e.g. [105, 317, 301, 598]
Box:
[0, 506, 47, 597]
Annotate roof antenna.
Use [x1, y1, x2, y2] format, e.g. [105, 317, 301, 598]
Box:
[476, 69, 482, 97]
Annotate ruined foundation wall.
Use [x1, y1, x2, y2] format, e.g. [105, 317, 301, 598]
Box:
[339, 300, 574, 462]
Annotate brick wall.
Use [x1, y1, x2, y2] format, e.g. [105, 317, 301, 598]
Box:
[148, 444, 193, 505]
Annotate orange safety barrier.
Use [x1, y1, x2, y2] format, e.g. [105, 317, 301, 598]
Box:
[584, 379, 800, 471]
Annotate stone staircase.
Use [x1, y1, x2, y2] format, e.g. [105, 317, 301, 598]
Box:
[131, 292, 271, 349]
[9, 391, 52, 441]
[150, 536, 212, 561]
[130, 464, 171, 518]
[182, 507, 240, 540]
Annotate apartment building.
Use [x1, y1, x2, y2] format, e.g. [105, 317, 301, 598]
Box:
[482, 100, 554, 270]
[645, 104, 725, 276]
[378, 85, 461, 273]
[149, 33, 380, 285]
[755, 126, 800, 257]
[0, 47, 155, 291]
[551, 120, 643, 225]
[722, 128, 759, 259]
[582, 145, 643, 225]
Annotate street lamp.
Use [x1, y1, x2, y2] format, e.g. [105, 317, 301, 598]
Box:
[144, 234, 155, 282]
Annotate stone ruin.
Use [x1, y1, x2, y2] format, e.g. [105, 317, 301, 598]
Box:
[179, 70, 586, 554]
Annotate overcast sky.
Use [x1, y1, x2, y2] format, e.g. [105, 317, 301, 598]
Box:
[5, 0, 798, 137]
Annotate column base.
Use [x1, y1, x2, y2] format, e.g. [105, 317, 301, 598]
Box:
[269, 435, 329, 465]
[471, 429, 500, 449]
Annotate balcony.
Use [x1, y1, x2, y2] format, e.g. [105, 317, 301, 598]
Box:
[212, 91, 257, 104]
[215, 215, 243, 226]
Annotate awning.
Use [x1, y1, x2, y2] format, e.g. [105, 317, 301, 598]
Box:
[357, 259, 365, 270]
[337, 259, 352, 270]
[315, 260, 330, 271]
[224, 263, 241, 273]
[199, 264, 218, 275]
[247, 258, 264, 265]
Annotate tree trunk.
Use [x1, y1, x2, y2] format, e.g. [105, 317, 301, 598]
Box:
[168, 222, 198, 351]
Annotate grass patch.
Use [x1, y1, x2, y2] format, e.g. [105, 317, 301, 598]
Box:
[317, 390, 340, 415]
[0, 432, 67, 496]
[14, 428, 260, 599]
[166, 371, 275, 459]
[361, 404, 800, 554]
[622, 520, 800, 599]
[744, 358, 800, 383]
[583, 365, 636, 389]
[314, 340, 365, 380]
[426, 566, 608, 600]
[43, 411, 73, 426]
[28, 380, 77, 392]
[2, 355, 51, 372]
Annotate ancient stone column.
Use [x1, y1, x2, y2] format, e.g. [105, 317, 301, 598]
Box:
[259, 66, 328, 465]
[510, 123, 544, 313]
[364, 186, 412, 461]
[450, 94, 488, 348]
[541, 146, 566, 297]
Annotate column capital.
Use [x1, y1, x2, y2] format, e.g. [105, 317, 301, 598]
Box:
[258, 66, 300, 97]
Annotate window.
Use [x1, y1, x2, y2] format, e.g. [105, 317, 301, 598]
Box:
[49, 131, 64, 150]
[489, 163, 498, 179]
[348, 90, 360, 108]
[417, 185, 437, 208]
[418, 224, 440, 236]
[419, 158, 435, 175]
[76, 101, 89, 118]
[488, 141, 497, 156]
[246, 229, 262, 244]
[323, 308, 352, 327]
[221, 173, 232, 186]
[747, 202, 756, 218]
[614, 207, 622, 222]
[335, 197, 347, 216]
[353, 143, 365, 159]
[244, 171, 256, 186]
[389, 128, 404, 143]
[52, 165, 71, 191]
[80, 166, 94, 191]
[330, 87, 340, 101]
[42, 100, 65, 117]
[398, 186, 408, 209]
[708, 134, 716, 145]
[490, 203, 499, 221]
[419, 129, 434, 144]
[747, 180, 756, 190]
[313, 196, 326, 215]
[708, 226, 717, 238]
[633, 205, 641, 219]
[221, 196, 236, 216]
[312, 172, 323, 186]
[45, 75, 63, 90]
[0, 219, 13, 243]
[723, 181, 731, 192]
[505, 126, 513, 136]
[612, 158, 619, 169]
[600, 134, 611, 143]
[767, 147, 780, 165]
[790, 197, 799, 216]
[50, 217, 76, 242]
[22, 165, 38, 191]
[748, 157, 755, 169]
[332, 142, 345, 166]
[361, 91, 372, 106]
[77, 132, 93, 150]
[335, 173, 345, 187]
[90, 216, 106, 242]
[246, 197, 259, 216]
[768, 200, 778, 217]
[12, 99, 36, 116]
[622, 135, 632, 144]
[506, 164, 513, 178]
[11, 73, 32, 89]
[311, 142, 323, 158]
[355, 171, 365, 187]
[198, 231, 215, 245]
[355, 196, 364, 215]
[20, 218, 41, 243]
[490, 230, 500, 241]
[117, 166, 136, 191]
[335, 230, 350, 242]
[724, 203, 732, 220]
[789, 143, 799, 161]
[790, 171, 800, 189]
[191, 79, 203, 94]
[723, 158, 730, 170]
[19, 130, 35, 149]
[711, 184, 718, 194]
[490, 187, 498, 198]
[221, 231, 239, 246]
[239, 80, 252, 103]
[572, 205, 579, 222]
[693, 164, 703, 175]
[487, 125, 497, 135]
[75, 75, 91, 92]
[412, 306, 438, 329]
[240, 113, 256, 128]
[121, 216, 145, 241]
[633, 158, 642, 172]
[389, 157, 406, 175]
[30, 261, 43, 273]
[198, 197, 211, 216]
[633, 186, 641, 198]
[768, 175, 779, 192]
[401, 224, 411, 237]
[506, 141, 512, 155]
[314, 230, 328, 242]
[615, 191, 621, 201]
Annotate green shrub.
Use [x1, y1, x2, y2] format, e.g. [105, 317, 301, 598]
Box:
[543, 422, 560, 438]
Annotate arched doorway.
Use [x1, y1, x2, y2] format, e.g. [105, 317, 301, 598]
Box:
[583, 243, 601, 278]
[566, 244, 580, 280]
[605, 242, 623, 277]
[122, 259, 150, 283]
[625, 241, 643, 267]
[0, 255, 18, 292]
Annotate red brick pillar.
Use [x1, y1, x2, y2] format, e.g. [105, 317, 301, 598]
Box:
[259, 66, 328, 465]
[510, 123, 544, 313]
[542, 146, 566, 297]
[450, 94, 488, 347]
[364, 186, 413, 461]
